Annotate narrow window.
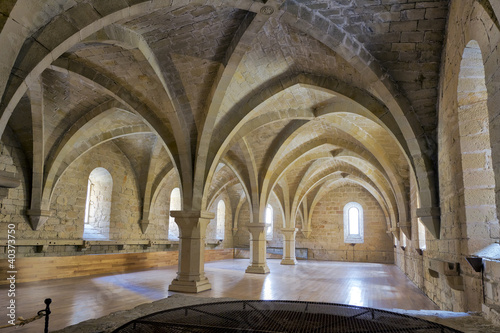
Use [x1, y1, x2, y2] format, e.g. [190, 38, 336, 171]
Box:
[348, 207, 359, 235]
[344, 202, 364, 243]
[457, 40, 497, 253]
[168, 187, 181, 240]
[418, 219, 426, 250]
[265, 204, 273, 240]
[402, 232, 407, 248]
[83, 167, 112, 240]
[216, 200, 225, 240]
[84, 178, 93, 224]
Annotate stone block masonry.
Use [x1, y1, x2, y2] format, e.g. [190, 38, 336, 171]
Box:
[297, 183, 394, 264]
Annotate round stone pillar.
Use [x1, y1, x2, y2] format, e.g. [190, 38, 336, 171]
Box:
[168, 211, 214, 293]
[281, 228, 298, 265]
[245, 223, 270, 274]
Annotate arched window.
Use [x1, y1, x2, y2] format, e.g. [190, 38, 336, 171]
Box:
[83, 167, 112, 240]
[344, 202, 363, 243]
[216, 200, 225, 240]
[457, 40, 498, 253]
[418, 219, 426, 250]
[168, 187, 181, 240]
[265, 204, 273, 240]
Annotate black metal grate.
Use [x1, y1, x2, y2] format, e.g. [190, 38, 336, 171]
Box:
[112, 300, 463, 333]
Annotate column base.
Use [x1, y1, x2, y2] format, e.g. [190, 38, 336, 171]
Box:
[246, 264, 270, 274]
[168, 278, 212, 293]
[281, 258, 298, 265]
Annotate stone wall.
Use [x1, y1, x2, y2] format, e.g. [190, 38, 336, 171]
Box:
[297, 184, 394, 264]
[1, 140, 171, 256]
[24, 142, 142, 242]
[0, 249, 234, 284]
[394, 0, 500, 319]
[0, 131, 31, 239]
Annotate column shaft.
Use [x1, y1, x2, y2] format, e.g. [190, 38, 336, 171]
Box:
[281, 228, 298, 265]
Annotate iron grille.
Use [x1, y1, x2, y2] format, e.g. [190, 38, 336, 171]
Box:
[112, 300, 463, 333]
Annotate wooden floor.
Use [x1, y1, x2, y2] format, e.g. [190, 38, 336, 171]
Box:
[1, 259, 438, 332]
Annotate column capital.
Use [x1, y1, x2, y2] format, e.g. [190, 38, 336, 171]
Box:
[398, 222, 411, 240]
[0, 170, 20, 188]
[246, 223, 267, 238]
[27, 209, 51, 230]
[170, 210, 215, 220]
[416, 206, 441, 239]
[301, 228, 312, 239]
[139, 219, 149, 233]
[246, 222, 266, 229]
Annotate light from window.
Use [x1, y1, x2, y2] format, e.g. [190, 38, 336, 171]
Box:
[83, 167, 112, 240]
[402, 232, 407, 247]
[84, 178, 93, 224]
[216, 200, 225, 240]
[348, 207, 359, 235]
[169, 187, 180, 240]
[344, 202, 364, 243]
[418, 219, 426, 250]
[265, 204, 273, 240]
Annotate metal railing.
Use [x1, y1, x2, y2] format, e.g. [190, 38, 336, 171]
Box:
[0, 298, 51, 332]
[112, 300, 463, 333]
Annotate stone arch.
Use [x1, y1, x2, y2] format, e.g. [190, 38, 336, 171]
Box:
[83, 167, 113, 240]
[457, 40, 498, 253]
[44, 128, 151, 210]
[289, 157, 396, 230]
[201, 73, 402, 212]
[47, 61, 185, 198]
[305, 174, 392, 233]
[203, 76, 414, 231]
[280, 10, 439, 237]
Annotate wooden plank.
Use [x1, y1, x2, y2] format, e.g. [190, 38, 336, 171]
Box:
[5, 249, 234, 284]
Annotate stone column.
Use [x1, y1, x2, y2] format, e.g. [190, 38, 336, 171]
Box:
[245, 223, 270, 274]
[168, 211, 214, 293]
[281, 228, 298, 265]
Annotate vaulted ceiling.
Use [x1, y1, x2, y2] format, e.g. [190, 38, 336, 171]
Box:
[0, 0, 449, 236]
